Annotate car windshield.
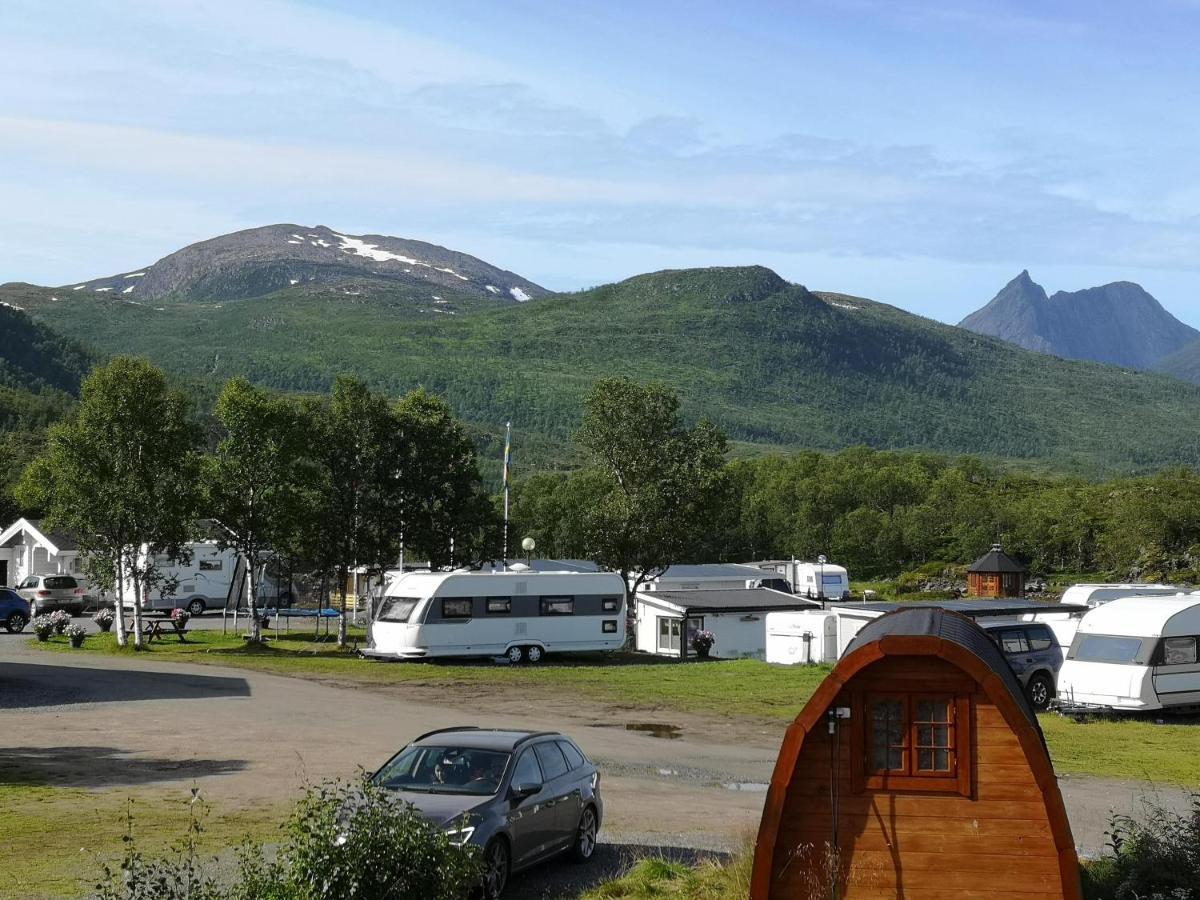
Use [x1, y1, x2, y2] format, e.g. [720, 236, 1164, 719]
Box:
[376, 597, 421, 623]
[43, 576, 77, 590]
[373, 745, 511, 796]
[1069, 634, 1145, 664]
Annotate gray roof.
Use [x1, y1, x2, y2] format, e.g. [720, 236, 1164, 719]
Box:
[643, 588, 820, 613]
[843, 607, 1041, 735]
[27, 520, 78, 551]
[967, 546, 1026, 574]
[831, 599, 1087, 617]
[657, 564, 763, 579]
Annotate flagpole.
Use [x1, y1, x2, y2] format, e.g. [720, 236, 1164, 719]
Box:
[502, 421, 511, 571]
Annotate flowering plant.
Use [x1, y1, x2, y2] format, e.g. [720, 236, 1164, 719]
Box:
[691, 629, 716, 655]
[170, 608, 190, 629]
[66, 623, 87, 647]
[93, 608, 115, 631]
[50, 609, 72, 634]
[32, 614, 55, 641]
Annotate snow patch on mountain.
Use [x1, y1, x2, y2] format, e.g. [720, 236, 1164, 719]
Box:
[510, 286, 531, 302]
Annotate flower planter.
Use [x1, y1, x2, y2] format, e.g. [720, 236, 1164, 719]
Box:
[35, 630, 51, 642]
[97, 621, 112, 632]
[70, 635, 86, 648]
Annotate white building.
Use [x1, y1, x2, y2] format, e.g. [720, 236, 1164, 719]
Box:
[0, 518, 85, 588]
[634, 587, 820, 659]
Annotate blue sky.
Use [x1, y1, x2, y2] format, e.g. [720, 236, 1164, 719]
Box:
[3, 0, 1200, 325]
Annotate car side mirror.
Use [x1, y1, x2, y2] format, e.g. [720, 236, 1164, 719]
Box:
[510, 781, 542, 801]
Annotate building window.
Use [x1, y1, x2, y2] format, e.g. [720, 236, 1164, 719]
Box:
[441, 598, 473, 619]
[856, 693, 970, 794]
[486, 597, 511, 615]
[656, 616, 704, 654]
[540, 597, 574, 616]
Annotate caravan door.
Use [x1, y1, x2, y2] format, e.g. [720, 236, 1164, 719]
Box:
[1151, 636, 1200, 707]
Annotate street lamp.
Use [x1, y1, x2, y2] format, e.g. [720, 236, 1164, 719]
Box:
[521, 536, 536, 568]
[817, 554, 827, 601]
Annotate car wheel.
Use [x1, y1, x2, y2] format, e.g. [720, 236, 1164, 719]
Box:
[5, 612, 27, 634]
[505, 645, 524, 664]
[187, 599, 206, 617]
[570, 805, 598, 863]
[526, 645, 544, 664]
[1027, 673, 1053, 712]
[482, 837, 510, 899]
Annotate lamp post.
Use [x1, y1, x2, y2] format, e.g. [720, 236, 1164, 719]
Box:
[521, 536, 535, 568]
[817, 554, 827, 602]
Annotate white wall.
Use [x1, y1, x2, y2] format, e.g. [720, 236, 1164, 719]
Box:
[634, 595, 771, 659]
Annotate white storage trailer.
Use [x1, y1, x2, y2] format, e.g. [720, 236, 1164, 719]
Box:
[1059, 583, 1183, 608]
[1057, 593, 1200, 713]
[765, 611, 838, 665]
[366, 569, 627, 662]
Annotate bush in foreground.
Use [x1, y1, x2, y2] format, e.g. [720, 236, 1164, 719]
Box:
[584, 854, 751, 899]
[1082, 793, 1199, 900]
[92, 780, 481, 900]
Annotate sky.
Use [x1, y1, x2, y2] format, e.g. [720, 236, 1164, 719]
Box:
[3, 0, 1200, 325]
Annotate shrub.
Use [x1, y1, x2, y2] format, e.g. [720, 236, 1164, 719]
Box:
[90, 780, 482, 900]
[691, 630, 716, 655]
[50, 609, 72, 634]
[66, 623, 87, 647]
[32, 614, 55, 641]
[1082, 793, 1200, 900]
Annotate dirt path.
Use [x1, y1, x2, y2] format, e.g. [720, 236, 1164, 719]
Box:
[1, 634, 1191, 897]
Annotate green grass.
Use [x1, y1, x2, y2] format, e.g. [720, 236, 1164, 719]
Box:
[32, 631, 1200, 786]
[582, 855, 751, 899]
[0, 785, 282, 900]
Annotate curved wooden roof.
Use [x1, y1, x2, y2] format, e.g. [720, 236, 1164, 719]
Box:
[751, 606, 1080, 899]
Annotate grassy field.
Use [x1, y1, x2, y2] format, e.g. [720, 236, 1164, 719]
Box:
[582, 855, 751, 899]
[31, 631, 1200, 785]
[0, 784, 283, 900]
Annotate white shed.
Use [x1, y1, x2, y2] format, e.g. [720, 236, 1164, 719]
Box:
[765, 611, 839, 665]
[634, 588, 820, 659]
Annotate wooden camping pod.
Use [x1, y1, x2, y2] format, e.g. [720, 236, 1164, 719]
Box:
[751, 607, 1080, 900]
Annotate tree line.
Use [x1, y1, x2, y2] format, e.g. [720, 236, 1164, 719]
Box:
[19, 357, 497, 648]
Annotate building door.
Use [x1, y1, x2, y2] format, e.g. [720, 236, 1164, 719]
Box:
[0, 560, 7, 587]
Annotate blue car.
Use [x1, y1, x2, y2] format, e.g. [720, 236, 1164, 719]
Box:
[1, 588, 31, 633]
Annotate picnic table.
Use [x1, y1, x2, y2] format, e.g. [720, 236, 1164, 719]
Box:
[141, 619, 188, 643]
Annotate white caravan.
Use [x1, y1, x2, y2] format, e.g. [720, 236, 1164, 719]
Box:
[765, 611, 839, 665]
[1057, 593, 1200, 713]
[366, 568, 627, 663]
[749, 559, 851, 599]
[122, 542, 238, 615]
[1059, 583, 1182, 609]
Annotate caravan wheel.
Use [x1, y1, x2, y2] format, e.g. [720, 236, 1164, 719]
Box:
[526, 645, 544, 664]
[506, 645, 525, 664]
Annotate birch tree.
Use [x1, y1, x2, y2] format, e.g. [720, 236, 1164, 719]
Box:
[18, 358, 201, 648]
[204, 378, 311, 643]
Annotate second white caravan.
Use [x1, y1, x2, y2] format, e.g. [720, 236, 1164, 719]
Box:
[366, 568, 627, 662]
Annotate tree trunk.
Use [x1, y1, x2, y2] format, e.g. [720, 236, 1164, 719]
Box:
[247, 559, 262, 643]
[131, 568, 144, 650]
[337, 567, 348, 647]
[114, 556, 128, 648]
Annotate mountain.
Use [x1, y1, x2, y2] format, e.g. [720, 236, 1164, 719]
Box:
[1154, 338, 1200, 384]
[959, 271, 1200, 369]
[58, 224, 548, 305]
[11, 259, 1200, 476]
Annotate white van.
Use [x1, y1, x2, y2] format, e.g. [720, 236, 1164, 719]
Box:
[122, 542, 237, 615]
[1057, 594, 1200, 713]
[1059, 583, 1182, 609]
[366, 568, 627, 663]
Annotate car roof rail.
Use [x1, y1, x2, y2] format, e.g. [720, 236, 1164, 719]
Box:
[411, 726, 481, 743]
[514, 731, 559, 745]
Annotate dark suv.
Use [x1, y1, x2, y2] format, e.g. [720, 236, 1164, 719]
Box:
[371, 727, 602, 899]
[983, 622, 1063, 711]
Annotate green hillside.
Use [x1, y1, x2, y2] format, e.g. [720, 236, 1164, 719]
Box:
[7, 267, 1200, 476]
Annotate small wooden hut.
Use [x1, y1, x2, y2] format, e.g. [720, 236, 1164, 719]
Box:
[751, 607, 1080, 900]
[966, 543, 1026, 598]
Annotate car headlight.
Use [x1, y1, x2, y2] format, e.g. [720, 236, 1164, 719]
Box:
[443, 825, 475, 847]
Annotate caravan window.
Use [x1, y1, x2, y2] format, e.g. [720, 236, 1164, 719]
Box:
[540, 597, 574, 616]
[602, 597, 620, 612]
[199, 559, 223, 571]
[377, 597, 421, 623]
[1070, 634, 1144, 664]
[486, 597, 511, 615]
[1161, 637, 1198, 666]
[442, 598, 473, 619]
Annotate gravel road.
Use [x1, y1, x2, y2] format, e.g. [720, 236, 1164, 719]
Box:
[0, 628, 1192, 897]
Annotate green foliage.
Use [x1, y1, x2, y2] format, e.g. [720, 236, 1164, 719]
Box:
[14, 266, 1200, 478]
[1082, 793, 1200, 900]
[570, 377, 728, 589]
[583, 854, 751, 899]
[89, 781, 481, 900]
